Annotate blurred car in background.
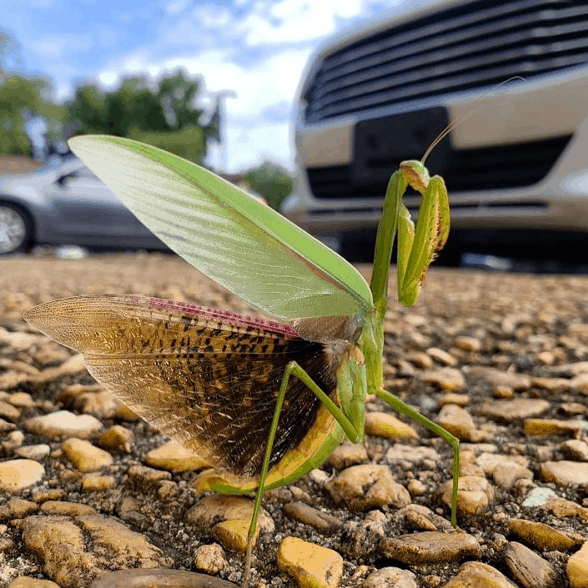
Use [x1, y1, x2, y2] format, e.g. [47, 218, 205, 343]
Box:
[0, 156, 170, 255]
[282, 0, 588, 263]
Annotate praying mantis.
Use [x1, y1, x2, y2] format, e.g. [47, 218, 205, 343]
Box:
[24, 132, 457, 587]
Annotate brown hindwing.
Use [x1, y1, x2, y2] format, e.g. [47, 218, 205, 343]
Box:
[24, 295, 341, 477]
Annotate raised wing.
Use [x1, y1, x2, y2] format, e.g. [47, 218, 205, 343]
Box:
[69, 135, 372, 325]
[23, 295, 339, 477]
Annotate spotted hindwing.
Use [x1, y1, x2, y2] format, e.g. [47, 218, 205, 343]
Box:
[24, 295, 342, 476]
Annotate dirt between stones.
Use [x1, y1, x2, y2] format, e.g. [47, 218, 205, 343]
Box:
[0, 252, 587, 588]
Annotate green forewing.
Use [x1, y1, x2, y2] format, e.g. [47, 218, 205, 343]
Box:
[69, 135, 372, 321]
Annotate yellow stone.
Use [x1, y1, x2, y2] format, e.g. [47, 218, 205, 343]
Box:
[567, 540, 588, 588]
[365, 412, 417, 439]
[61, 438, 113, 472]
[277, 536, 343, 588]
[144, 439, 211, 472]
[212, 518, 250, 554]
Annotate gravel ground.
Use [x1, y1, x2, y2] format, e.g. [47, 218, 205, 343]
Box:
[0, 252, 587, 588]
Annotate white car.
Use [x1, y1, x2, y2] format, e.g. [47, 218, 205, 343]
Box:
[282, 0, 588, 262]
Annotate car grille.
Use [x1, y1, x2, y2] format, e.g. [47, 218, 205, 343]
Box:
[306, 134, 573, 198]
[304, 0, 588, 123]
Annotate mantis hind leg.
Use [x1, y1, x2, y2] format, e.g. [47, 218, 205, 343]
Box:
[375, 387, 460, 529]
[242, 360, 361, 587]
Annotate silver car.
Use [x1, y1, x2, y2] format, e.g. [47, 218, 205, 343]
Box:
[0, 157, 169, 254]
[283, 0, 588, 261]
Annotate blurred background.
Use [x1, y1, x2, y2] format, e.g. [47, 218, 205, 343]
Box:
[2, 0, 588, 272]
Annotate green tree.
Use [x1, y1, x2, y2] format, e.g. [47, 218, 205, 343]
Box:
[243, 162, 293, 210]
[0, 75, 65, 156]
[0, 30, 66, 156]
[68, 70, 217, 164]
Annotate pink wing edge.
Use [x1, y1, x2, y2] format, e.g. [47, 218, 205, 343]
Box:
[129, 295, 300, 339]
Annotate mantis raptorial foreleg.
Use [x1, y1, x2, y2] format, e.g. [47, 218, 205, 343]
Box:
[369, 160, 459, 527]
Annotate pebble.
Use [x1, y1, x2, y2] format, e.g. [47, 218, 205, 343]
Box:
[476, 399, 550, 421]
[81, 473, 116, 491]
[88, 568, 238, 588]
[476, 452, 529, 473]
[572, 373, 588, 395]
[128, 464, 172, 485]
[435, 404, 475, 440]
[144, 439, 213, 472]
[24, 410, 103, 439]
[440, 475, 495, 515]
[98, 425, 134, 453]
[193, 544, 227, 576]
[421, 367, 465, 391]
[407, 479, 427, 497]
[508, 519, 583, 552]
[454, 336, 481, 352]
[31, 488, 65, 502]
[503, 541, 559, 588]
[385, 444, 440, 464]
[186, 495, 274, 551]
[31, 341, 71, 366]
[56, 384, 119, 418]
[362, 567, 418, 588]
[524, 419, 585, 436]
[2, 430, 24, 451]
[406, 351, 434, 369]
[6, 578, 61, 588]
[441, 561, 517, 587]
[438, 393, 469, 407]
[559, 439, 588, 461]
[365, 412, 417, 439]
[468, 366, 531, 390]
[492, 463, 533, 490]
[541, 461, 588, 486]
[30, 354, 86, 384]
[325, 464, 411, 511]
[277, 536, 343, 588]
[561, 402, 587, 415]
[40, 500, 96, 516]
[379, 531, 481, 564]
[0, 497, 38, 520]
[14, 444, 51, 460]
[7, 391, 35, 407]
[426, 347, 458, 367]
[540, 496, 588, 522]
[531, 376, 572, 391]
[61, 438, 113, 472]
[400, 504, 453, 532]
[567, 540, 588, 588]
[20, 514, 167, 587]
[212, 519, 251, 553]
[328, 441, 369, 469]
[0, 459, 44, 492]
[0, 399, 21, 421]
[493, 385, 515, 398]
[283, 501, 343, 533]
[342, 510, 387, 557]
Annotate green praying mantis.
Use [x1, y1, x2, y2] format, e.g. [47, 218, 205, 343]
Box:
[24, 130, 457, 587]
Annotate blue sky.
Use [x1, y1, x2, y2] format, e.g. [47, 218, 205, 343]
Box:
[3, 0, 408, 172]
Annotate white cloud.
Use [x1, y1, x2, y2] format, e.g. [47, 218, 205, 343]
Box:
[240, 0, 374, 44]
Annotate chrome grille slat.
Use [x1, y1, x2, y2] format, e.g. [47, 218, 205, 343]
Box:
[305, 0, 588, 122]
